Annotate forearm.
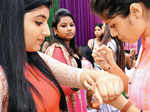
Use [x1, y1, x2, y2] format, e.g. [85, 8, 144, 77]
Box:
[109, 61, 129, 93]
[110, 95, 141, 112]
[38, 52, 83, 88]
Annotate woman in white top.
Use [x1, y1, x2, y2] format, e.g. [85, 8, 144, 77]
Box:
[88, 23, 104, 51]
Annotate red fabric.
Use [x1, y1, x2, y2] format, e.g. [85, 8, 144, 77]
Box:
[52, 47, 75, 95]
[25, 64, 60, 112]
[52, 47, 68, 64]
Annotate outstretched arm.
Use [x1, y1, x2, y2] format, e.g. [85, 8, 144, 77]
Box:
[39, 52, 124, 104]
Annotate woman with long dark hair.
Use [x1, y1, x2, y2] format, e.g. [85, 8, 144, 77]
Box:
[0, 0, 124, 111]
[45, 8, 87, 112]
[88, 23, 104, 51]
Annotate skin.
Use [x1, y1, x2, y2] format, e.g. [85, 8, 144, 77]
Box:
[23, 4, 124, 107]
[24, 5, 50, 52]
[53, 16, 76, 48]
[100, 3, 150, 43]
[88, 25, 104, 49]
[94, 26, 103, 38]
[42, 41, 50, 53]
[92, 2, 150, 111]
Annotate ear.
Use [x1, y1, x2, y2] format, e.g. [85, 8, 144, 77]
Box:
[130, 3, 143, 18]
[53, 27, 58, 35]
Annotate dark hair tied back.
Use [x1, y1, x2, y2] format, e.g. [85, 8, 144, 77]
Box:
[90, 0, 150, 19]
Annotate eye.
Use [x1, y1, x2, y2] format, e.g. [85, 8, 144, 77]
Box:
[35, 21, 43, 26]
[70, 23, 75, 27]
[61, 24, 67, 27]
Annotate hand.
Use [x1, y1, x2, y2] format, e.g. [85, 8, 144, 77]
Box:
[80, 69, 103, 104]
[80, 69, 124, 103]
[92, 45, 115, 72]
[95, 71, 124, 103]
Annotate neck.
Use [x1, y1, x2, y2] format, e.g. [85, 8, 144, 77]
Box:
[95, 37, 101, 42]
[65, 41, 70, 48]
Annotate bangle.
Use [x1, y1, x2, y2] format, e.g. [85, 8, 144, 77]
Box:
[121, 101, 132, 112]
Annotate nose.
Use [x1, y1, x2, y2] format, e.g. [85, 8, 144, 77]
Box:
[110, 28, 118, 37]
[67, 25, 72, 31]
[42, 24, 50, 37]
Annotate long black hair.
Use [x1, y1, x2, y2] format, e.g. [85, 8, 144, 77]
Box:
[79, 46, 95, 67]
[0, 0, 67, 111]
[50, 8, 79, 57]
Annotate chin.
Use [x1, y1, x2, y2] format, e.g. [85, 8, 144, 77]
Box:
[33, 47, 40, 52]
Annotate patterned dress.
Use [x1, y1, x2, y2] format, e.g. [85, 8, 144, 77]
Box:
[45, 43, 87, 112]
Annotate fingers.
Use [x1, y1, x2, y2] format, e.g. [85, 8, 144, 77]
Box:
[83, 73, 103, 104]
[96, 71, 124, 103]
[93, 86, 103, 104]
[92, 45, 114, 66]
[83, 80, 95, 93]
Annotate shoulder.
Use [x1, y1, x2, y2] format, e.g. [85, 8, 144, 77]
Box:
[108, 39, 117, 47]
[88, 39, 94, 48]
[45, 43, 65, 56]
[88, 39, 94, 43]
[107, 39, 117, 51]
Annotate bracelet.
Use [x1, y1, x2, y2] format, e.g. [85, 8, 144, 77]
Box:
[121, 101, 132, 112]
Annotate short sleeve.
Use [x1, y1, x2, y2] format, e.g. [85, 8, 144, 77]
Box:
[107, 39, 117, 53]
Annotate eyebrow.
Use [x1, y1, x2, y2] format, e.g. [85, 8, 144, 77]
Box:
[36, 14, 47, 19]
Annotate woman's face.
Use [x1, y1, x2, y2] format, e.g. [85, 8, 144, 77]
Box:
[24, 5, 50, 52]
[100, 3, 147, 43]
[94, 26, 103, 38]
[54, 16, 76, 41]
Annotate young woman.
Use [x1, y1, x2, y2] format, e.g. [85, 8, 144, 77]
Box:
[88, 23, 104, 51]
[91, 0, 150, 111]
[45, 9, 86, 112]
[0, 0, 124, 111]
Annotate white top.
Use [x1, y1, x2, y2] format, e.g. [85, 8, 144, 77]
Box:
[107, 39, 117, 62]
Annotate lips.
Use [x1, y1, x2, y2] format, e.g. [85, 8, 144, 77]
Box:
[66, 32, 74, 36]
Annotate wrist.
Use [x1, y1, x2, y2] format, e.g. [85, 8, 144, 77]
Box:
[80, 69, 96, 89]
[120, 101, 132, 112]
[110, 95, 128, 110]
